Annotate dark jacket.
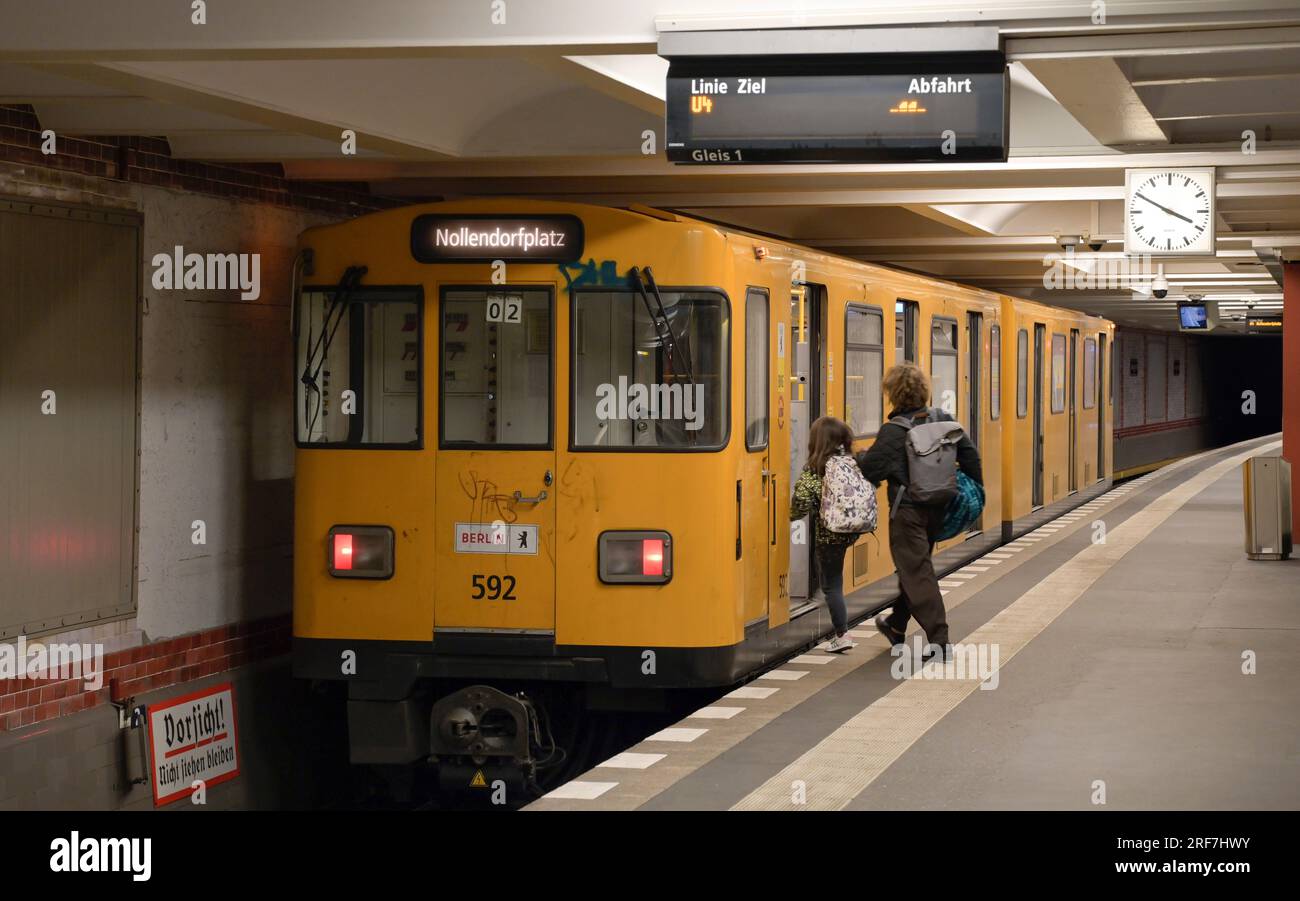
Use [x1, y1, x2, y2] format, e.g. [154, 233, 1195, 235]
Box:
[856, 406, 983, 511]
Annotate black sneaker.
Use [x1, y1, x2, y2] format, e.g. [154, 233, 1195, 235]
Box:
[874, 615, 905, 646]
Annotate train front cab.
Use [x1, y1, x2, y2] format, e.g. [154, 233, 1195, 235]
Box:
[292, 201, 797, 776]
[998, 296, 1116, 539]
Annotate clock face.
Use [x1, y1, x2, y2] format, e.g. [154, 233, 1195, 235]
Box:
[1124, 168, 1215, 255]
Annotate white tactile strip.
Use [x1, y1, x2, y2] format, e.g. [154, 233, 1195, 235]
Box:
[758, 669, 809, 681]
[689, 706, 745, 720]
[646, 727, 708, 743]
[544, 781, 618, 800]
[598, 752, 666, 770]
[730, 440, 1280, 811]
[725, 685, 779, 700]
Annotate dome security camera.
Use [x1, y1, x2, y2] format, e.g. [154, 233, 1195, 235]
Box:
[1152, 265, 1169, 299]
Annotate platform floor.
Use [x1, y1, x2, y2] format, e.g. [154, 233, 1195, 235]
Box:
[528, 434, 1299, 811]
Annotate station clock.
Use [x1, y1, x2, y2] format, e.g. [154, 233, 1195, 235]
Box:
[1124, 167, 1216, 255]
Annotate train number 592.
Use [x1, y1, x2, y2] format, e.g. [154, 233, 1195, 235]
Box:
[471, 574, 517, 600]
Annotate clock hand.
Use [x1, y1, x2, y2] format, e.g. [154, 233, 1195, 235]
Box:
[1135, 192, 1193, 225]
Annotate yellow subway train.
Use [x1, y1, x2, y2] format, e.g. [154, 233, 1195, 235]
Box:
[290, 199, 1114, 790]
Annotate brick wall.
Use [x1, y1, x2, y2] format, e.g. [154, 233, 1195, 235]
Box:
[1, 615, 290, 732]
[0, 657, 350, 810]
[0, 104, 408, 215]
[0, 110, 370, 807]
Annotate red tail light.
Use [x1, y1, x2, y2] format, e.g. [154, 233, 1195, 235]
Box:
[333, 533, 354, 571]
[642, 539, 664, 576]
[598, 531, 671, 584]
[327, 526, 394, 579]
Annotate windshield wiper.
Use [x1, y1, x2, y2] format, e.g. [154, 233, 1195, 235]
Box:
[300, 265, 366, 440]
[630, 265, 698, 445]
[630, 266, 696, 386]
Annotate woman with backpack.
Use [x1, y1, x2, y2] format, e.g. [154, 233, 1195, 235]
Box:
[856, 363, 983, 661]
[789, 416, 874, 654]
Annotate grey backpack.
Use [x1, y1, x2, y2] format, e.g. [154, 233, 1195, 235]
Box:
[890, 408, 964, 517]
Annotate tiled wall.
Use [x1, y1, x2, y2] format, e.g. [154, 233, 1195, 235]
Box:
[1116, 326, 1205, 438]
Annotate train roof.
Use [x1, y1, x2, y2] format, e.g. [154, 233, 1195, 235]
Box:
[303, 197, 1113, 329]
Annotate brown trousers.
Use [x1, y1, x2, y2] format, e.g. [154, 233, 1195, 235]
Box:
[884, 502, 950, 647]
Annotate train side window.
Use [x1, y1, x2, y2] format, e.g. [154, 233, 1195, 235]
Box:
[571, 288, 729, 450]
[845, 304, 884, 438]
[296, 287, 422, 448]
[1083, 336, 1097, 410]
[895, 299, 917, 363]
[930, 316, 959, 417]
[1016, 328, 1028, 418]
[1050, 332, 1067, 414]
[745, 287, 769, 451]
[440, 287, 551, 447]
[989, 324, 1001, 420]
[1110, 336, 1116, 405]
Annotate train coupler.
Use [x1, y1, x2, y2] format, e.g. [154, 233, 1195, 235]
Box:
[429, 685, 543, 795]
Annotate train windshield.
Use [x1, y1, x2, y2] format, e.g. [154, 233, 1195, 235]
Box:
[572, 289, 729, 449]
[440, 287, 552, 447]
[295, 287, 422, 447]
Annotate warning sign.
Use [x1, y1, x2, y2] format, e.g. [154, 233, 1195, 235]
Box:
[470, 770, 488, 788]
[454, 522, 539, 555]
[147, 682, 241, 807]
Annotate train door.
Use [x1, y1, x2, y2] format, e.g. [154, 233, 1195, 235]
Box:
[1032, 323, 1045, 508]
[1069, 328, 1079, 492]
[896, 299, 918, 363]
[1097, 333, 1108, 480]
[966, 311, 982, 531]
[788, 282, 824, 608]
[966, 312, 982, 449]
[742, 288, 771, 628]
[434, 286, 556, 633]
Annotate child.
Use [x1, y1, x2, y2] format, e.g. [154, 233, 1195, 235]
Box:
[789, 416, 862, 653]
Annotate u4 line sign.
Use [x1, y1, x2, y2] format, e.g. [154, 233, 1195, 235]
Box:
[665, 52, 1008, 164]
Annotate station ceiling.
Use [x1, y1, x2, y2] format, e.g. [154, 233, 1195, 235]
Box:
[3, 0, 1299, 333]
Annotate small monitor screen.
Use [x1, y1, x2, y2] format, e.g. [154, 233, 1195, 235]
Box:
[1179, 304, 1208, 329]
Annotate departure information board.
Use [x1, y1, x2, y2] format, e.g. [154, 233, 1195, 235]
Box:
[665, 54, 1008, 164]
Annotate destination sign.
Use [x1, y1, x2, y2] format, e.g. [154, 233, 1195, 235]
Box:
[665, 54, 1007, 164]
[411, 214, 584, 263]
[1246, 315, 1283, 334]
